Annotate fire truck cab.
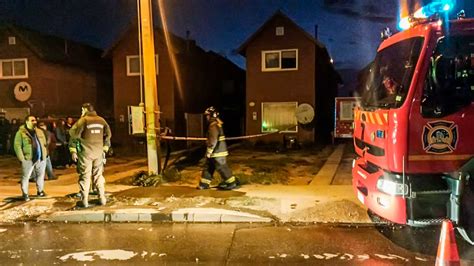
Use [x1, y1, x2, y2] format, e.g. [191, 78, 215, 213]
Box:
[352, 11, 474, 229]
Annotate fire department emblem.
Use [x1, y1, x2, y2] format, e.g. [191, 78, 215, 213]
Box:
[422, 121, 458, 154]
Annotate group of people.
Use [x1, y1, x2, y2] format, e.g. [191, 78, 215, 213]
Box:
[9, 103, 240, 206]
[0, 116, 20, 156]
[12, 103, 112, 208]
[0, 114, 76, 168]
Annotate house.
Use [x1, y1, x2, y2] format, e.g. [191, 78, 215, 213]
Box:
[237, 11, 341, 144]
[103, 24, 245, 151]
[0, 24, 112, 120]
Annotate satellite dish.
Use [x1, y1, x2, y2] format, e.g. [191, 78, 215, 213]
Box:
[295, 103, 314, 124]
[14, 81, 32, 102]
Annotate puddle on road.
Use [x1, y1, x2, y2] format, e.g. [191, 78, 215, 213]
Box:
[59, 249, 137, 262]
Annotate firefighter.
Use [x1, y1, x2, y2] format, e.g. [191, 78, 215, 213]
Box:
[69, 103, 111, 208]
[197, 106, 239, 190]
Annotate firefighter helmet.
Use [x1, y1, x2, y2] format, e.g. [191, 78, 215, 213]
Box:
[204, 106, 219, 118]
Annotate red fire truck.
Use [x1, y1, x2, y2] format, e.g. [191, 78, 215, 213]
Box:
[352, 7, 474, 236]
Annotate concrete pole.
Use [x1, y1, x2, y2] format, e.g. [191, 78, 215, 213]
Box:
[139, 0, 161, 175]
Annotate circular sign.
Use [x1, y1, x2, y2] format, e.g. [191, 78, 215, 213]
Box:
[422, 120, 458, 154]
[14, 81, 32, 102]
[295, 103, 315, 124]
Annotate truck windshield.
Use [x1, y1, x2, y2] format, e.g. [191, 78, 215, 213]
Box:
[359, 37, 424, 109]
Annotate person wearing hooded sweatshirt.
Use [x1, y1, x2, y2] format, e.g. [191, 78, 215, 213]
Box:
[69, 103, 111, 208]
[14, 115, 48, 201]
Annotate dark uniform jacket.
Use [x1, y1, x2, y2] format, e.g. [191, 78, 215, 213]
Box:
[14, 125, 48, 161]
[206, 118, 228, 158]
[69, 111, 111, 160]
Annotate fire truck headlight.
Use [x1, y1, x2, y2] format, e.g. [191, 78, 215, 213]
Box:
[376, 178, 408, 196]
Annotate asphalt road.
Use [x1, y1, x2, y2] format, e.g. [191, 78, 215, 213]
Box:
[1, 223, 472, 265]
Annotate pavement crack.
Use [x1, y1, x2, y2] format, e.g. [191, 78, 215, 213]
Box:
[224, 226, 238, 266]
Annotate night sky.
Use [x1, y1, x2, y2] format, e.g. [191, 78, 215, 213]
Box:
[1, 0, 473, 71]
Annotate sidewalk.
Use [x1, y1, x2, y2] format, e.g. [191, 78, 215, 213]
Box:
[0, 144, 371, 224]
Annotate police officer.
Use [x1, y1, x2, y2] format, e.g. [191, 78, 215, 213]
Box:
[197, 106, 239, 190]
[69, 103, 111, 208]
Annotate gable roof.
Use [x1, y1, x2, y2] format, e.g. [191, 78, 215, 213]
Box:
[1, 24, 103, 70]
[206, 50, 244, 73]
[236, 10, 326, 56]
[102, 22, 205, 58]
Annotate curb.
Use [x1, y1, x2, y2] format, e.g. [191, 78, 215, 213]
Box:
[309, 143, 346, 186]
[172, 208, 272, 223]
[38, 207, 272, 223]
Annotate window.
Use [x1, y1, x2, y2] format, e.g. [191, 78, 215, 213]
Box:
[8, 36, 16, 45]
[340, 101, 357, 121]
[431, 35, 474, 101]
[0, 58, 28, 79]
[359, 37, 423, 109]
[421, 35, 474, 117]
[261, 102, 298, 133]
[126, 55, 159, 76]
[262, 49, 298, 71]
[276, 26, 284, 36]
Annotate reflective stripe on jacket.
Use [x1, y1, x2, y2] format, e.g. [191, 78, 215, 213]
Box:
[206, 118, 228, 158]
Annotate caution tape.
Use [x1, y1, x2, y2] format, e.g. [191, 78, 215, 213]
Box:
[159, 130, 282, 141]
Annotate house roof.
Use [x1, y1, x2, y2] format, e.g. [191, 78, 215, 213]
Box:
[1, 24, 103, 70]
[206, 50, 244, 73]
[102, 22, 205, 58]
[236, 10, 326, 56]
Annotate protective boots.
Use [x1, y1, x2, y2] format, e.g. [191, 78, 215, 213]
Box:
[217, 176, 240, 190]
[196, 177, 240, 190]
[81, 195, 89, 208]
[98, 186, 107, 205]
[196, 178, 211, 190]
[196, 182, 210, 190]
[99, 194, 107, 205]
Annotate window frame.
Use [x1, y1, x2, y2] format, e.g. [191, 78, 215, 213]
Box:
[8, 36, 16, 45]
[261, 101, 298, 133]
[126, 54, 159, 76]
[261, 49, 298, 72]
[359, 37, 424, 109]
[0, 58, 28, 79]
[275, 26, 285, 36]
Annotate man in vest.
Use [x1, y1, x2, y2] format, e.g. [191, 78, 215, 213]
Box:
[14, 115, 48, 201]
[69, 103, 111, 208]
[197, 106, 239, 190]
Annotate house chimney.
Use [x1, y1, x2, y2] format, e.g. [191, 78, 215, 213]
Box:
[314, 24, 318, 40]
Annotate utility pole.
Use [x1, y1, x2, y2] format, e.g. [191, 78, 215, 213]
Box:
[138, 0, 161, 175]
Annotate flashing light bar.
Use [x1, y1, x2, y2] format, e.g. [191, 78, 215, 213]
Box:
[398, 0, 456, 30]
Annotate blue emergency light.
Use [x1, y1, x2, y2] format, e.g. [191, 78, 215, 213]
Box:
[398, 0, 456, 30]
